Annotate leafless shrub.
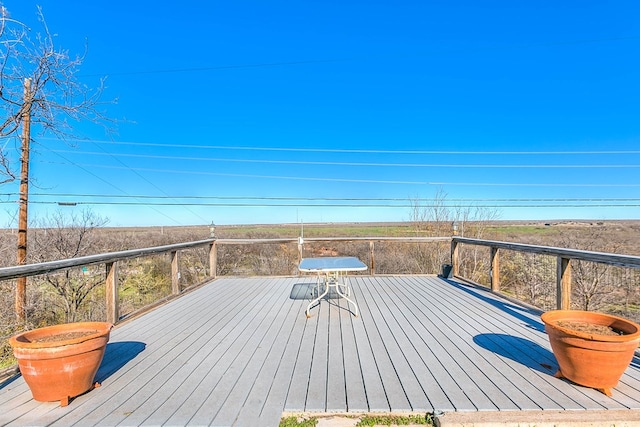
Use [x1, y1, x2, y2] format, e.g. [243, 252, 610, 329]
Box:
[119, 256, 171, 316]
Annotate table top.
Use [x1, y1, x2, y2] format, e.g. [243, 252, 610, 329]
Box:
[298, 256, 368, 272]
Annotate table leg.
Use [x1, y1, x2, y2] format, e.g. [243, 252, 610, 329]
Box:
[306, 273, 329, 318]
[305, 271, 359, 318]
[337, 271, 350, 296]
[335, 275, 359, 317]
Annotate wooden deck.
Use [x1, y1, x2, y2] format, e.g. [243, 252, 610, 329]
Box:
[2, 275, 640, 426]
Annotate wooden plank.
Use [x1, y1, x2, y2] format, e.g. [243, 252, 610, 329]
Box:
[233, 278, 308, 426]
[255, 279, 313, 424]
[358, 276, 430, 412]
[0, 239, 215, 281]
[415, 277, 611, 409]
[44, 278, 254, 427]
[376, 276, 472, 412]
[339, 279, 369, 413]
[325, 295, 347, 412]
[119, 277, 287, 426]
[404, 276, 572, 408]
[399, 276, 556, 411]
[0, 381, 38, 411]
[453, 237, 640, 269]
[404, 276, 617, 411]
[209, 278, 297, 425]
[353, 276, 412, 412]
[383, 276, 501, 411]
[369, 276, 453, 412]
[0, 396, 59, 426]
[304, 292, 331, 412]
[283, 296, 318, 412]
[165, 278, 288, 426]
[4, 275, 640, 427]
[105, 261, 118, 324]
[557, 257, 571, 310]
[343, 279, 388, 412]
[60, 278, 259, 426]
[131, 280, 280, 424]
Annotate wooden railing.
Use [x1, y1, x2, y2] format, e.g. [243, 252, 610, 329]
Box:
[1, 236, 447, 326]
[0, 239, 216, 324]
[4, 235, 640, 327]
[451, 237, 640, 310]
[210, 236, 450, 276]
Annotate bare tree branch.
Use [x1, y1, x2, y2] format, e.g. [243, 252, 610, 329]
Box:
[0, 5, 116, 184]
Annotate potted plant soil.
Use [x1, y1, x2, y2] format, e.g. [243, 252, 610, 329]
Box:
[9, 321, 113, 406]
[541, 310, 640, 396]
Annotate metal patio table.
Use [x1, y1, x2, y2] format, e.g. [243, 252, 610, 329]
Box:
[298, 256, 367, 318]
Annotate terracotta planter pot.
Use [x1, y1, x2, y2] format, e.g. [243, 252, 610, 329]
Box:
[9, 321, 113, 406]
[541, 310, 640, 396]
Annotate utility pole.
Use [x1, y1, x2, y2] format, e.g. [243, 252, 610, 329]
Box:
[16, 78, 32, 323]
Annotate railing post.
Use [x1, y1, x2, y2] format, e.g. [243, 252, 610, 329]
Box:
[370, 241, 375, 275]
[105, 261, 119, 324]
[490, 246, 500, 292]
[171, 250, 180, 295]
[557, 256, 572, 310]
[298, 237, 304, 267]
[451, 239, 459, 277]
[209, 240, 217, 278]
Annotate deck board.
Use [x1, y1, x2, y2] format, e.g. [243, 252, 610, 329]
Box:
[357, 277, 427, 412]
[305, 297, 330, 412]
[340, 285, 369, 413]
[401, 276, 540, 411]
[3, 274, 640, 427]
[326, 297, 347, 412]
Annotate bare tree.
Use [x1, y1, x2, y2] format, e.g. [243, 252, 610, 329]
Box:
[29, 209, 109, 322]
[0, 5, 114, 182]
[554, 227, 620, 311]
[409, 189, 501, 275]
[408, 189, 453, 273]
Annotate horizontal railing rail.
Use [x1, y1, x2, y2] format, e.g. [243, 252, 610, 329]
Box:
[452, 237, 640, 268]
[2, 239, 216, 324]
[0, 239, 216, 281]
[6, 234, 639, 328]
[451, 237, 640, 310]
[211, 236, 450, 276]
[214, 237, 450, 244]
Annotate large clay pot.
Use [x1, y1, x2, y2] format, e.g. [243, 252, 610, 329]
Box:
[9, 321, 113, 406]
[541, 310, 640, 396]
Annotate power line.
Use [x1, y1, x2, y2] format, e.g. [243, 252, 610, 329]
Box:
[2, 192, 639, 208]
[31, 162, 640, 187]
[45, 149, 640, 168]
[5, 200, 639, 209]
[38, 147, 188, 226]
[4, 192, 640, 203]
[78, 34, 640, 78]
[41, 138, 640, 156]
[78, 141, 211, 224]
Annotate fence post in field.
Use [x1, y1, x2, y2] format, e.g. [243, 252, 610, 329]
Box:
[490, 246, 500, 292]
[171, 251, 180, 295]
[557, 256, 572, 309]
[105, 261, 119, 324]
[209, 240, 217, 278]
[370, 241, 375, 275]
[451, 239, 459, 277]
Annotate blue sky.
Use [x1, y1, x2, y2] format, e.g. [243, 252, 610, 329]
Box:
[2, 1, 639, 227]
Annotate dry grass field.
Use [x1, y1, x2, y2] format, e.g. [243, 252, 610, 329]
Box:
[142, 219, 640, 255]
[1, 220, 639, 272]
